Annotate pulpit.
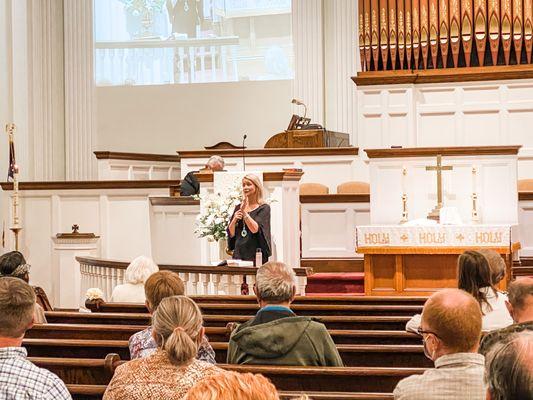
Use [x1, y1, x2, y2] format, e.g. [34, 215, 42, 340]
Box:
[357, 146, 521, 296]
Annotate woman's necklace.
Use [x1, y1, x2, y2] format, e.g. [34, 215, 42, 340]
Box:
[240, 202, 259, 238]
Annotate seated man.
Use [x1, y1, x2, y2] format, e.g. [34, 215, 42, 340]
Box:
[394, 288, 485, 400]
[479, 277, 533, 356]
[128, 271, 215, 363]
[180, 155, 225, 196]
[227, 262, 343, 366]
[484, 331, 532, 400]
[0, 277, 71, 399]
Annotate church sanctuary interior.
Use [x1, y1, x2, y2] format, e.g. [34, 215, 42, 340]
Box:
[1, 0, 533, 399]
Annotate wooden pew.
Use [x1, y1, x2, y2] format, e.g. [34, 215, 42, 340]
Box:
[44, 311, 411, 331]
[66, 384, 394, 400]
[85, 302, 422, 317]
[24, 339, 432, 368]
[32, 355, 426, 392]
[28, 324, 421, 345]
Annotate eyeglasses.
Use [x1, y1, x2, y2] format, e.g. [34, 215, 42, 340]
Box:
[417, 327, 440, 339]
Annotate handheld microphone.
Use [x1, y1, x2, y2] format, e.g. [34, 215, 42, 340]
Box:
[242, 134, 247, 171]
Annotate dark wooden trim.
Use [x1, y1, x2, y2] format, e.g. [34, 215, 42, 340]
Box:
[365, 146, 521, 158]
[301, 258, 365, 273]
[76, 256, 311, 277]
[149, 197, 200, 206]
[204, 142, 244, 150]
[353, 65, 533, 86]
[178, 147, 359, 158]
[94, 151, 180, 162]
[0, 180, 178, 191]
[300, 194, 370, 203]
[519, 192, 533, 201]
[195, 170, 305, 183]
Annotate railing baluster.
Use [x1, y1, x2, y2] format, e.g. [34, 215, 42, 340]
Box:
[189, 47, 196, 83]
[210, 45, 216, 82]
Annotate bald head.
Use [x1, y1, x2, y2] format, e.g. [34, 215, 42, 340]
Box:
[506, 277, 533, 323]
[421, 289, 482, 353]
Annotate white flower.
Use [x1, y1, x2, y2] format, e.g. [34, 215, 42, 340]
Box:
[85, 288, 105, 301]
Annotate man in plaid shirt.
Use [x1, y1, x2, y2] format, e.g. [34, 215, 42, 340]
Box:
[0, 277, 71, 399]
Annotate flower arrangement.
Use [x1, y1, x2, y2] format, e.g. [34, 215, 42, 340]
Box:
[194, 182, 243, 242]
[85, 288, 105, 301]
[119, 0, 166, 16]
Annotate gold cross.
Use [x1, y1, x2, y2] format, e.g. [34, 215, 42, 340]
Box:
[426, 154, 453, 208]
[400, 234, 409, 242]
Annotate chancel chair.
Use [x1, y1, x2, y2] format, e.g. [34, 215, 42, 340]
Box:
[299, 183, 329, 195]
[518, 179, 533, 192]
[336, 181, 370, 194]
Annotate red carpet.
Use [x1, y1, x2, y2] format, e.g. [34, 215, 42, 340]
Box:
[305, 272, 364, 295]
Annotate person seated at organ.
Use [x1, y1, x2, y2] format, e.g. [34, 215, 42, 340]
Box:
[227, 174, 271, 265]
[0, 277, 71, 399]
[180, 155, 225, 196]
[104, 296, 220, 400]
[394, 289, 486, 400]
[110, 255, 159, 303]
[0, 251, 47, 324]
[406, 250, 513, 333]
[185, 371, 280, 400]
[227, 262, 342, 366]
[479, 277, 533, 356]
[129, 270, 215, 363]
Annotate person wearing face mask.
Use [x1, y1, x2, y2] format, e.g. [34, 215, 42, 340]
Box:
[394, 289, 486, 400]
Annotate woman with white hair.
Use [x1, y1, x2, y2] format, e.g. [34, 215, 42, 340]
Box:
[227, 174, 271, 265]
[110, 256, 159, 303]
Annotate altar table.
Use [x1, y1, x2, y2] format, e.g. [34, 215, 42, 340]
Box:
[356, 225, 519, 296]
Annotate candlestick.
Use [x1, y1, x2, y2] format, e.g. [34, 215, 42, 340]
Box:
[6, 123, 22, 250]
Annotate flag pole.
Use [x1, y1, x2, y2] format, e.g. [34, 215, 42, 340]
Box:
[6, 123, 21, 250]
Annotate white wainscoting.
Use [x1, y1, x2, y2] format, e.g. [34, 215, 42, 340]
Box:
[97, 158, 181, 181]
[1, 186, 170, 307]
[518, 199, 533, 257]
[356, 79, 533, 178]
[301, 201, 370, 258]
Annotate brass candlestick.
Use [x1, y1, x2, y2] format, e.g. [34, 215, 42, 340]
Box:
[472, 193, 480, 223]
[400, 194, 408, 224]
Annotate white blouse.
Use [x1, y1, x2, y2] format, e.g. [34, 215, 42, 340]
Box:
[110, 283, 146, 303]
[406, 287, 513, 334]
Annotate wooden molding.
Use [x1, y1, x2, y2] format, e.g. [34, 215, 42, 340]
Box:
[353, 65, 533, 85]
[0, 180, 179, 191]
[195, 170, 305, 183]
[300, 194, 370, 203]
[149, 197, 200, 206]
[76, 256, 311, 277]
[178, 147, 359, 158]
[94, 151, 180, 162]
[204, 142, 244, 150]
[519, 192, 533, 201]
[365, 145, 522, 158]
[301, 258, 365, 273]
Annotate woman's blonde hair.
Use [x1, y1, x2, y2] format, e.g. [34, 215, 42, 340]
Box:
[152, 295, 203, 366]
[243, 174, 265, 205]
[124, 255, 159, 285]
[185, 371, 280, 400]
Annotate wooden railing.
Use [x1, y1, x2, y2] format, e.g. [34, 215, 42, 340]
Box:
[358, 0, 533, 71]
[95, 36, 240, 85]
[77, 256, 311, 300]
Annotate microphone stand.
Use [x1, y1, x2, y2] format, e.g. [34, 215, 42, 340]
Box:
[242, 134, 247, 171]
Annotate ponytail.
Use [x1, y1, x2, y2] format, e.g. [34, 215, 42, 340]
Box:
[163, 327, 198, 366]
[152, 296, 203, 366]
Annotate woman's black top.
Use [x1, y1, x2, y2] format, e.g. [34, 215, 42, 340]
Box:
[227, 203, 271, 264]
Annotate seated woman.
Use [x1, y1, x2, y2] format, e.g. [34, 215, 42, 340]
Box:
[227, 174, 271, 265]
[0, 251, 47, 323]
[129, 271, 215, 363]
[104, 296, 221, 400]
[110, 255, 158, 302]
[406, 250, 513, 333]
[476, 248, 506, 287]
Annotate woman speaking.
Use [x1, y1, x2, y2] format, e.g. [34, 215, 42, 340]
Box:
[227, 174, 271, 265]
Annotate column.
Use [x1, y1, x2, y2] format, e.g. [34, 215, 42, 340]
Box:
[64, 0, 96, 180]
[292, 0, 325, 124]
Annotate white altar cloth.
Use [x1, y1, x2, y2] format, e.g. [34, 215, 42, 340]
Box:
[356, 225, 515, 248]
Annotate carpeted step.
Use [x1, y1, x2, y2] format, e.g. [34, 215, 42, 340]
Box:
[306, 273, 364, 295]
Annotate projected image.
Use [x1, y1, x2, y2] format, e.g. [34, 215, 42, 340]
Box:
[94, 0, 294, 85]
